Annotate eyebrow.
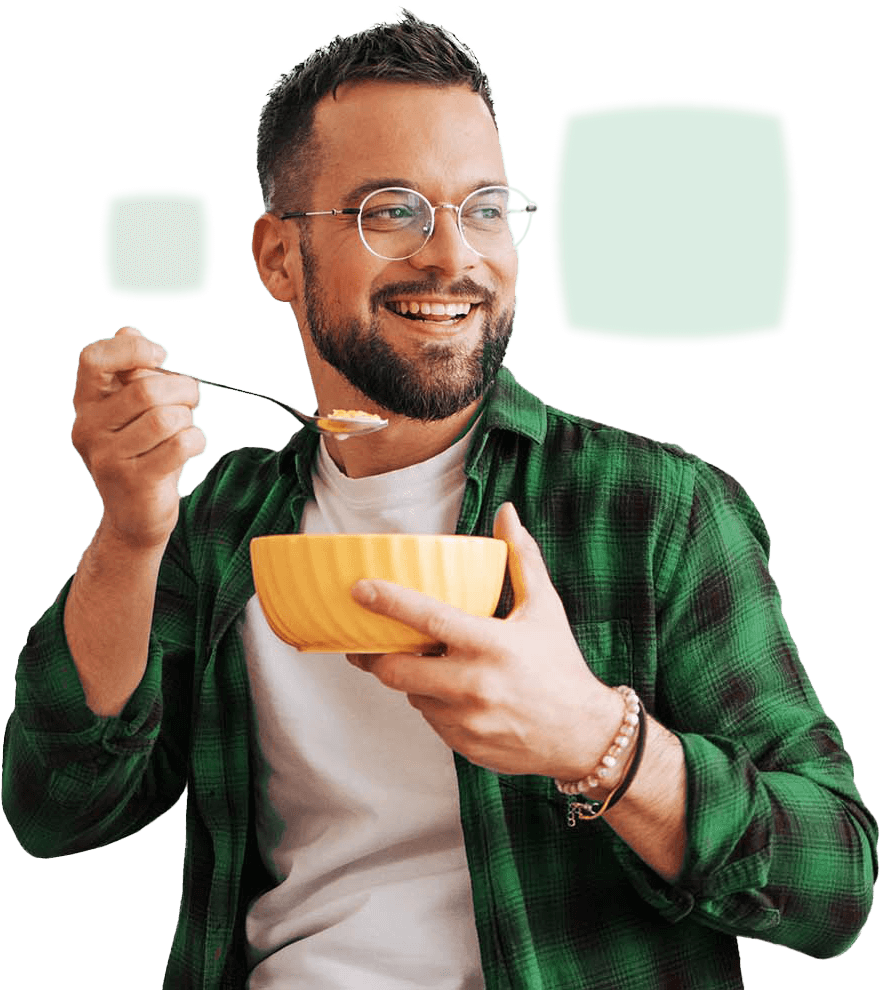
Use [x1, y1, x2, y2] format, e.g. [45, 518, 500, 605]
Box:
[342, 177, 509, 205]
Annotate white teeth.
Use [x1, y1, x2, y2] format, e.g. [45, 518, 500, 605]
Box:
[391, 300, 473, 317]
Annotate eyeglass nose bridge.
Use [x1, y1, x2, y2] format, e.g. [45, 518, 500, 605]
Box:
[418, 202, 474, 256]
[363, 202, 467, 261]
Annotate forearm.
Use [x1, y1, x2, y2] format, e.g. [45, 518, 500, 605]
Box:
[604, 713, 687, 882]
[64, 520, 166, 717]
[5, 511, 196, 857]
[566, 693, 871, 947]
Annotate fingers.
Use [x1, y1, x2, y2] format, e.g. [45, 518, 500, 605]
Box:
[69, 327, 205, 549]
[121, 424, 206, 485]
[73, 367, 200, 459]
[74, 327, 167, 403]
[73, 327, 198, 442]
[101, 370, 200, 433]
[87, 403, 205, 467]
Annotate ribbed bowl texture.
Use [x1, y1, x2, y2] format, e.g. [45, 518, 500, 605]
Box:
[250, 533, 508, 653]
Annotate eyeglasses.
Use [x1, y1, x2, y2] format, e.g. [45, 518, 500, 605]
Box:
[280, 185, 537, 261]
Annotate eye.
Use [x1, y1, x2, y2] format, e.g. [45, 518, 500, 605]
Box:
[463, 195, 508, 228]
[360, 203, 422, 231]
[368, 205, 416, 220]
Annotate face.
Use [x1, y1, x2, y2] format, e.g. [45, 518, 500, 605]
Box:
[291, 82, 517, 421]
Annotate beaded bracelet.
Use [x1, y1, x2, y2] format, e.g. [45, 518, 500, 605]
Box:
[565, 705, 647, 824]
[554, 687, 645, 824]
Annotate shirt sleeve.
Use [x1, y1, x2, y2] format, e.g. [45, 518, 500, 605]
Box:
[611, 457, 878, 956]
[2, 521, 196, 859]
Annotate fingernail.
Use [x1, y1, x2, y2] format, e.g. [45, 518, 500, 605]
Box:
[352, 580, 376, 605]
[494, 502, 520, 526]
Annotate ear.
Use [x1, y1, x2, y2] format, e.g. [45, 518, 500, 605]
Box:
[252, 213, 302, 303]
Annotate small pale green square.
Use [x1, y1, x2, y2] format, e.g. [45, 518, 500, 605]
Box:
[111, 198, 203, 290]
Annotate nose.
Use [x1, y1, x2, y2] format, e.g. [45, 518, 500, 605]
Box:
[408, 204, 478, 275]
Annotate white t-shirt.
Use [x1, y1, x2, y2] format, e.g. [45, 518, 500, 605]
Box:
[242, 426, 485, 989]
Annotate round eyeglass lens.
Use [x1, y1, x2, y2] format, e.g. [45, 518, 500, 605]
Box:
[459, 186, 534, 255]
[357, 186, 536, 260]
[358, 188, 432, 260]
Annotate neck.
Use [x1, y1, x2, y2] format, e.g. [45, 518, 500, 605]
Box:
[323, 399, 481, 478]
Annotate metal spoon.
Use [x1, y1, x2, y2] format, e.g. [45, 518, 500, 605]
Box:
[154, 368, 388, 438]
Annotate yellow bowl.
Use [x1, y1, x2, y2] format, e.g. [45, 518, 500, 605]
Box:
[250, 533, 508, 653]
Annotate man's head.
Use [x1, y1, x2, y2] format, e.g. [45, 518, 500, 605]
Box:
[257, 10, 496, 214]
[253, 12, 518, 422]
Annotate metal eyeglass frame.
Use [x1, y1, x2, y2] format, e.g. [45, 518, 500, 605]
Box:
[279, 185, 537, 261]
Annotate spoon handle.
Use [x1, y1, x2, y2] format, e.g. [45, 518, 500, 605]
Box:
[154, 368, 312, 426]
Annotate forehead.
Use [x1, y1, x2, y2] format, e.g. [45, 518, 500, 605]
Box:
[310, 81, 506, 200]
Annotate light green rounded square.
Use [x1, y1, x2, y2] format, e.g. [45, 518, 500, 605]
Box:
[111, 198, 204, 291]
[560, 108, 788, 335]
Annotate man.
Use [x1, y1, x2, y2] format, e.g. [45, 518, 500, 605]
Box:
[3, 12, 876, 990]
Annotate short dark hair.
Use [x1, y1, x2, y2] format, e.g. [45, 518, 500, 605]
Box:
[256, 10, 496, 212]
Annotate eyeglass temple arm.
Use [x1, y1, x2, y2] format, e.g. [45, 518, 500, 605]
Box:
[280, 208, 361, 219]
[282, 204, 537, 220]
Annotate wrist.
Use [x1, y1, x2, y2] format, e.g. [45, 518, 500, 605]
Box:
[553, 682, 623, 782]
[555, 687, 646, 821]
[97, 513, 174, 559]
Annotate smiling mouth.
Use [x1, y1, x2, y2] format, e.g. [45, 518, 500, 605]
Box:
[384, 300, 479, 326]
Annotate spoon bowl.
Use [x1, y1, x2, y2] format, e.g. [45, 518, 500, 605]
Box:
[154, 368, 388, 438]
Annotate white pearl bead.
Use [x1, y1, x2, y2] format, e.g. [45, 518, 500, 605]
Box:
[553, 687, 642, 800]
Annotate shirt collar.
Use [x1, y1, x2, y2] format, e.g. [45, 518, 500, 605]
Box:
[276, 365, 547, 485]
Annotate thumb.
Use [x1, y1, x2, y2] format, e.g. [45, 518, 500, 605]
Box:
[492, 502, 551, 616]
[492, 499, 521, 540]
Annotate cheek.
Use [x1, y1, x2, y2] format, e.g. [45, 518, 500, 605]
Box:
[308, 226, 383, 301]
[492, 253, 518, 306]
[330, 251, 387, 309]
[507, 255, 519, 291]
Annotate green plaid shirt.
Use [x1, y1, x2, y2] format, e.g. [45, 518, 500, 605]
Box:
[4, 367, 876, 989]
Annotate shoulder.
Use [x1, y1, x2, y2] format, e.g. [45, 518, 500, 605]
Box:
[507, 385, 700, 514]
[173, 438, 313, 556]
[183, 445, 285, 515]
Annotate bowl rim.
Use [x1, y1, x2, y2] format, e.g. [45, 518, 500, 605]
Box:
[250, 533, 506, 542]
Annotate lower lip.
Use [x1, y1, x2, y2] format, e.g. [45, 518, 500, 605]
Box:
[384, 305, 480, 335]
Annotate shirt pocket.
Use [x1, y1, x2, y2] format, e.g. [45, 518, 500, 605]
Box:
[497, 618, 633, 804]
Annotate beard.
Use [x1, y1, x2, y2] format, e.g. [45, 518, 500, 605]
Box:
[299, 238, 514, 422]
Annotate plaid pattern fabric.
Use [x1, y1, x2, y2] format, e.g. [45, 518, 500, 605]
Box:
[4, 366, 876, 989]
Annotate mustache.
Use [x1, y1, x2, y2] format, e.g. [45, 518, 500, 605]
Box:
[371, 276, 493, 311]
